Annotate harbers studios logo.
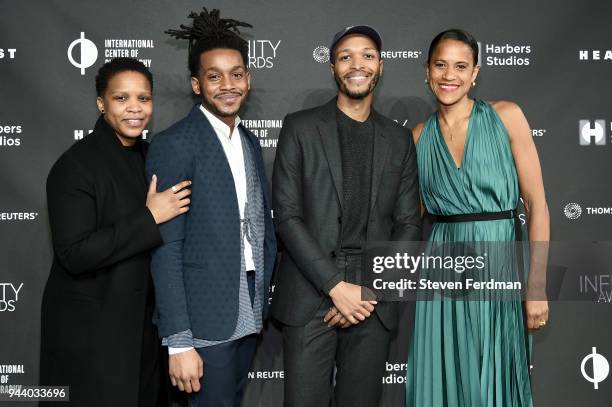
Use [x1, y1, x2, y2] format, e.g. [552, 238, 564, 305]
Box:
[477, 41, 532, 67]
[581, 347, 609, 390]
[579, 119, 609, 146]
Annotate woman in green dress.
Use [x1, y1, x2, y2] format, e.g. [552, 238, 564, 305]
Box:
[406, 29, 550, 407]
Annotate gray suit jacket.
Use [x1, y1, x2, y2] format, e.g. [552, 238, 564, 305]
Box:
[271, 99, 421, 330]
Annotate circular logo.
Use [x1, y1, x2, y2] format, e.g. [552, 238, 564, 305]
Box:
[564, 203, 582, 220]
[313, 46, 330, 64]
[67, 32, 98, 75]
[581, 347, 609, 390]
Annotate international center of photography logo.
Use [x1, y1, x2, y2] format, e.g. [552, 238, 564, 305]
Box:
[313, 45, 330, 63]
[564, 203, 582, 220]
[581, 347, 609, 390]
[67, 32, 98, 75]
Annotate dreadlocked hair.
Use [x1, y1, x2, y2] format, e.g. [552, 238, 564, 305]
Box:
[166, 7, 252, 76]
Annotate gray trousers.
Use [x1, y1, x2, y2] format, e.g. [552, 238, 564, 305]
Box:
[282, 254, 391, 407]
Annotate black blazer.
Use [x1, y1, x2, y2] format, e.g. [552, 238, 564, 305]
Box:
[271, 99, 421, 330]
[40, 116, 162, 406]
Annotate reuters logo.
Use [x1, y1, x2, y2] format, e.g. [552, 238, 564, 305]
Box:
[564, 203, 582, 220]
[313, 46, 329, 64]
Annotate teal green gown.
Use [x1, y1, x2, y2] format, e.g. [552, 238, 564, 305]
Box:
[406, 100, 533, 407]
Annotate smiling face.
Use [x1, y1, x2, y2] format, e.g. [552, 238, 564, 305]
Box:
[331, 34, 383, 100]
[191, 48, 250, 127]
[426, 39, 480, 106]
[96, 70, 153, 146]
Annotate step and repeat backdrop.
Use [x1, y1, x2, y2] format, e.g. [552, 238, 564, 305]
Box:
[1, 0, 611, 405]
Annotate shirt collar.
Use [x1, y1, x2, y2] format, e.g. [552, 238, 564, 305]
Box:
[199, 104, 241, 139]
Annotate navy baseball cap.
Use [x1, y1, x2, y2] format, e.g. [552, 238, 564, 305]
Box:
[329, 25, 383, 62]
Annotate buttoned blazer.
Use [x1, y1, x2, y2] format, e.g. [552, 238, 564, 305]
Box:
[271, 99, 421, 329]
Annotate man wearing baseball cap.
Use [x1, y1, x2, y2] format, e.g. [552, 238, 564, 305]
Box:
[271, 25, 421, 406]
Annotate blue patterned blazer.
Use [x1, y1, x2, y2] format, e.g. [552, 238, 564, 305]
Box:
[146, 105, 276, 340]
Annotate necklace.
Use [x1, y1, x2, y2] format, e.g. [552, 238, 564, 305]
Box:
[439, 100, 474, 142]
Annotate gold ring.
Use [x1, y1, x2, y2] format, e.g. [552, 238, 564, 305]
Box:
[171, 185, 179, 193]
[539, 320, 547, 327]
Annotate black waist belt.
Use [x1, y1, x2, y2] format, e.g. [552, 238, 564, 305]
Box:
[434, 210, 516, 223]
[432, 209, 521, 242]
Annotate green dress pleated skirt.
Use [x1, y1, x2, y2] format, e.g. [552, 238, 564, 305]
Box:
[406, 100, 533, 407]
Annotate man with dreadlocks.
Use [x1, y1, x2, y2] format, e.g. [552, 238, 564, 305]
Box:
[146, 7, 276, 406]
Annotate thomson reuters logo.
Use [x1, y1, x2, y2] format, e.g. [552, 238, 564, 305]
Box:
[67, 32, 98, 75]
[581, 347, 609, 390]
[564, 203, 612, 219]
[579, 120, 607, 146]
[313, 46, 330, 63]
[564, 203, 582, 220]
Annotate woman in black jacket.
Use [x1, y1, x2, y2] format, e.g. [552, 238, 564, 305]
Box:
[40, 58, 190, 406]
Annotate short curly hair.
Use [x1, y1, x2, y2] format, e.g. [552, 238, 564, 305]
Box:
[95, 58, 153, 96]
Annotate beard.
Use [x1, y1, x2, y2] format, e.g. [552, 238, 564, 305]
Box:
[334, 70, 380, 99]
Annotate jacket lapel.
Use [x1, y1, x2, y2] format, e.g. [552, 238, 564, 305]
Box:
[317, 100, 344, 211]
[239, 124, 271, 208]
[369, 110, 390, 213]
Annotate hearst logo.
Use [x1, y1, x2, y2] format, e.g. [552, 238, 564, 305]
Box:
[0, 283, 23, 312]
[248, 40, 281, 69]
[0, 48, 17, 60]
[579, 49, 612, 62]
[477, 41, 532, 67]
[67, 32, 155, 75]
[579, 119, 611, 146]
[74, 129, 149, 141]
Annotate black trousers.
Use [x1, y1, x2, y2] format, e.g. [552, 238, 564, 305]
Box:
[282, 254, 392, 407]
